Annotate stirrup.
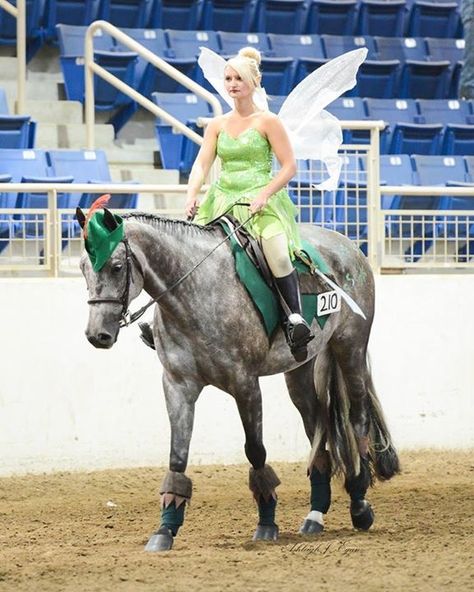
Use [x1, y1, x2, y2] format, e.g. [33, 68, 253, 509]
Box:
[139, 322, 156, 350]
[285, 314, 314, 362]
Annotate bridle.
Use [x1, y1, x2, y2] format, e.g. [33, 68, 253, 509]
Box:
[87, 237, 138, 327]
[86, 206, 257, 329]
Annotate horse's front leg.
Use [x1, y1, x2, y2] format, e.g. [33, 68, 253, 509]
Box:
[234, 378, 281, 542]
[145, 370, 202, 552]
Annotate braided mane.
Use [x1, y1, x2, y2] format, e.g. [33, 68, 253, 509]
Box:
[122, 212, 220, 236]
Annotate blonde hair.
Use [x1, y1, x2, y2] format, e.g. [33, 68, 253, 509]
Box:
[225, 46, 262, 90]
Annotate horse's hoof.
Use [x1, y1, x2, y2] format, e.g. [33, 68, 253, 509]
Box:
[144, 526, 174, 552]
[252, 524, 279, 541]
[350, 500, 374, 531]
[299, 518, 324, 535]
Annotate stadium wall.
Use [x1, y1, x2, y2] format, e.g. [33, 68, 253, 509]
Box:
[0, 274, 473, 476]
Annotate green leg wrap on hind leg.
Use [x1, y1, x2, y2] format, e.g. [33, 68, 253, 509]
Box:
[310, 467, 331, 514]
[257, 495, 277, 526]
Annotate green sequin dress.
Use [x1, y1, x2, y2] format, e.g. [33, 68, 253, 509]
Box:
[194, 127, 302, 258]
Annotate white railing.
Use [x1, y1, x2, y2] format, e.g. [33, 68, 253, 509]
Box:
[84, 20, 223, 149]
[0, 0, 26, 113]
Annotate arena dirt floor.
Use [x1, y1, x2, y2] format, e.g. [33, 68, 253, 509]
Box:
[0, 450, 472, 592]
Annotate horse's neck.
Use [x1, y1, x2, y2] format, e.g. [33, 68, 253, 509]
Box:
[127, 218, 222, 302]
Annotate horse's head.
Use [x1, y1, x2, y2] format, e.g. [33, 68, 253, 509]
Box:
[78, 205, 145, 349]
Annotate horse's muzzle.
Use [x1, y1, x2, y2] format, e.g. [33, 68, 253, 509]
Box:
[87, 331, 115, 349]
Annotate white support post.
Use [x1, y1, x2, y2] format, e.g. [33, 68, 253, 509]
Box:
[366, 125, 381, 273]
[16, 0, 26, 114]
[48, 189, 59, 277]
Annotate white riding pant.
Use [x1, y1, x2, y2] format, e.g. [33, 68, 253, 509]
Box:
[260, 233, 293, 278]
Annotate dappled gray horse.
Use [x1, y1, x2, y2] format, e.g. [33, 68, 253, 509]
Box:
[79, 210, 399, 552]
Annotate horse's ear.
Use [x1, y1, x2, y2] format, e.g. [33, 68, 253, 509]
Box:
[103, 208, 118, 231]
[76, 207, 86, 229]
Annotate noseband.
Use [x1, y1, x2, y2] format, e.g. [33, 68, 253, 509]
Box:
[87, 238, 138, 327]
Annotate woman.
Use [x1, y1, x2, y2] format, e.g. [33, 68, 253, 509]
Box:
[185, 47, 313, 361]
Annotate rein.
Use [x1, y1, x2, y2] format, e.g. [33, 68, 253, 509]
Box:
[87, 204, 256, 328]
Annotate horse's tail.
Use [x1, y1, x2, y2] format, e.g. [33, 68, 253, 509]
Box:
[365, 360, 401, 481]
[309, 346, 400, 481]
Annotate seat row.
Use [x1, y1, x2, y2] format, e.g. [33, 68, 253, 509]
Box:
[152, 92, 474, 173]
[291, 154, 474, 259]
[57, 26, 467, 133]
[0, 0, 463, 61]
[0, 148, 137, 251]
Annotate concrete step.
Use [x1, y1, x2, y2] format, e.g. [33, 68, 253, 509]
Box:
[106, 145, 155, 166]
[35, 122, 115, 149]
[109, 165, 179, 185]
[2, 79, 60, 103]
[21, 100, 83, 124]
[0, 57, 18, 80]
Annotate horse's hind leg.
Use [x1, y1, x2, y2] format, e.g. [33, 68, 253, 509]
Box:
[331, 343, 375, 530]
[234, 378, 280, 542]
[285, 358, 331, 535]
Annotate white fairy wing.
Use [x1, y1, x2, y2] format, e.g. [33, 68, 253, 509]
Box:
[279, 48, 368, 190]
[198, 47, 234, 109]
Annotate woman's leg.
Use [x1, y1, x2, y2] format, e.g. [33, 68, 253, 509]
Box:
[261, 234, 314, 361]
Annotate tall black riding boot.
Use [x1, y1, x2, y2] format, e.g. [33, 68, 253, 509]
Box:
[274, 269, 314, 362]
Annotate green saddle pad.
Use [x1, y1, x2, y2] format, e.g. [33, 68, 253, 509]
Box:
[218, 221, 330, 338]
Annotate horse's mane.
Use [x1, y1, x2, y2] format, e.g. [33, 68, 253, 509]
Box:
[122, 211, 221, 237]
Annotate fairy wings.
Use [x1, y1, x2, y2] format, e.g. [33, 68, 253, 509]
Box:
[197, 47, 368, 190]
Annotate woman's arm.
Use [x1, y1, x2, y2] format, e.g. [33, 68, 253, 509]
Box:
[249, 113, 297, 214]
[185, 117, 221, 218]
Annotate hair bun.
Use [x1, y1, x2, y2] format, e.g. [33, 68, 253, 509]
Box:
[238, 46, 262, 66]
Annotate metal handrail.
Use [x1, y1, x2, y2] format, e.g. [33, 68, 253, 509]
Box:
[84, 20, 223, 149]
[0, 0, 26, 113]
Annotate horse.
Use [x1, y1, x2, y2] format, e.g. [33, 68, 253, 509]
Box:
[78, 209, 400, 552]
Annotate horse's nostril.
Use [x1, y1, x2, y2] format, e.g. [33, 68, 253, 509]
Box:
[98, 332, 112, 344]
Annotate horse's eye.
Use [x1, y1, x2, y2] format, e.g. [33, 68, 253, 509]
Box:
[112, 263, 122, 273]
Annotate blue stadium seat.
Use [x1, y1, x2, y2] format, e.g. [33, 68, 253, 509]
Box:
[379, 154, 415, 208]
[326, 97, 369, 144]
[117, 28, 169, 97]
[334, 154, 368, 251]
[375, 35, 428, 61]
[267, 33, 327, 83]
[44, 0, 99, 42]
[49, 149, 137, 208]
[356, 0, 406, 37]
[406, 0, 460, 39]
[16, 175, 75, 239]
[365, 98, 420, 151]
[305, 0, 358, 36]
[166, 29, 221, 92]
[93, 50, 139, 112]
[0, 88, 8, 114]
[149, 0, 204, 30]
[261, 57, 294, 94]
[425, 37, 465, 98]
[152, 92, 210, 172]
[0, 0, 44, 60]
[0, 116, 36, 149]
[218, 31, 272, 56]
[57, 24, 115, 102]
[0, 149, 49, 182]
[255, 0, 306, 34]
[201, 0, 257, 33]
[402, 155, 469, 257]
[399, 59, 451, 99]
[390, 122, 444, 154]
[418, 100, 474, 154]
[322, 35, 397, 98]
[100, 0, 153, 28]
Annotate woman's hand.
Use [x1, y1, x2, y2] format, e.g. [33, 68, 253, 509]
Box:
[185, 197, 200, 220]
[249, 194, 269, 215]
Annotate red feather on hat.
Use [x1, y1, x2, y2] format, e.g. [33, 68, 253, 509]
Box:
[83, 194, 111, 239]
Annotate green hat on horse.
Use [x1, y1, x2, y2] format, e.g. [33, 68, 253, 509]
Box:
[76, 195, 124, 272]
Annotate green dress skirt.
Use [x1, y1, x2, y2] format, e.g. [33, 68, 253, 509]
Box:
[194, 127, 302, 258]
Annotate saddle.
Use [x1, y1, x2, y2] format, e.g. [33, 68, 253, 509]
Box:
[215, 216, 331, 338]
